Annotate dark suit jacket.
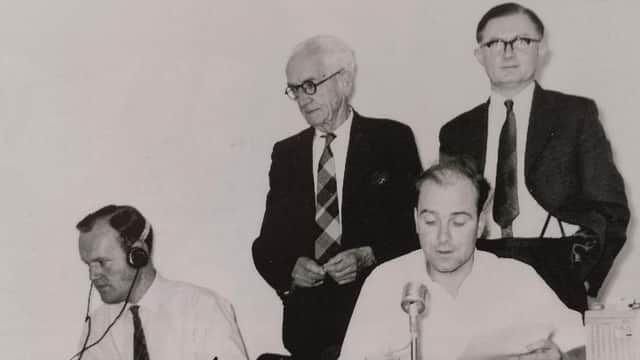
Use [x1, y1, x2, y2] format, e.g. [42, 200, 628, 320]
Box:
[253, 111, 421, 356]
[439, 83, 629, 296]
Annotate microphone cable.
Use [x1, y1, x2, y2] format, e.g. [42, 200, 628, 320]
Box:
[77, 283, 93, 360]
[67, 269, 140, 360]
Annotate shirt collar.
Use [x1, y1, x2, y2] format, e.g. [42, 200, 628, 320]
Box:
[490, 81, 535, 111]
[414, 250, 483, 296]
[132, 272, 165, 313]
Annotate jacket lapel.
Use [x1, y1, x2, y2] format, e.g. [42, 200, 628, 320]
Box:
[342, 111, 372, 229]
[297, 127, 316, 216]
[475, 100, 490, 172]
[525, 83, 559, 179]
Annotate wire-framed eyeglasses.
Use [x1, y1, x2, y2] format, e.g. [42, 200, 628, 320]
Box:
[285, 69, 343, 100]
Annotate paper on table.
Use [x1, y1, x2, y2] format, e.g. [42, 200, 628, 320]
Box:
[458, 322, 554, 360]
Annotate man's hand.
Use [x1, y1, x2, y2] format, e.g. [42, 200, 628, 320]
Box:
[507, 339, 563, 360]
[291, 257, 326, 288]
[323, 246, 376, 285]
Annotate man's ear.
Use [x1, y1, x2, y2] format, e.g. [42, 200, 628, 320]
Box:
[476, 193, 492, 238]
[538, 38, 549, 57]
[414, 208, 419, 233]
[474, 46, 485, 67]
[536, 39, 550, 69]
[477, 211, 487, 239]
[338, 71, 353, 95]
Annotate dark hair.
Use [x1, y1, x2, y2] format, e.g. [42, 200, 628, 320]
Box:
[476, 2, 544, 43]
[415, 156, 491, 215]
[76, 205, 154, 254]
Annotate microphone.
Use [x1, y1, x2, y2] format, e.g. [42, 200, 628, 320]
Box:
[401, 282, 429, 360]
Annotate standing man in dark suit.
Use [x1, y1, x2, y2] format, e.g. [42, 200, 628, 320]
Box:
[439, 3, 629, 314]
[253, 35, 421, 360]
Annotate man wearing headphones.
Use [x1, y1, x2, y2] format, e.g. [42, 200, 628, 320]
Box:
[75, 205, 249, 360]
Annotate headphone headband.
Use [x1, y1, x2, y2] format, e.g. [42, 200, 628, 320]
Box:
[139, 220, 151, 242]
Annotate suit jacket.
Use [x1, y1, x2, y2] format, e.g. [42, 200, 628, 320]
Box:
[253, 110, 421, 355]
[439, 83, 629, 296]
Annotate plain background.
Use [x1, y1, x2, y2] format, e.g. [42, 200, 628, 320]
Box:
[0, 0, 638, 358]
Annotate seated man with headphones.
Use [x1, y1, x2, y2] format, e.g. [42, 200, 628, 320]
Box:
[74, 205, 249, 360]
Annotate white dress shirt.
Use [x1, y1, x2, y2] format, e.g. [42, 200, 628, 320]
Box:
[339, 250, 584, 360]
[312, 108, 353, 224]
[485, 83, 578, 238]
[78, 274, 249, 360]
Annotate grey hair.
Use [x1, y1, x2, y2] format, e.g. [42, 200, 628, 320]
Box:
[287, 34, 357, 100]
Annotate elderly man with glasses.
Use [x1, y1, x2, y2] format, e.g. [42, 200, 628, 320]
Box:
[439, 2, 629, 314]
[252, 35, 421, 360]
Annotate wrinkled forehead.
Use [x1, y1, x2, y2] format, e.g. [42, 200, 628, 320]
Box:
[286, 49, 329, 84]
[480, 13, 541, 41]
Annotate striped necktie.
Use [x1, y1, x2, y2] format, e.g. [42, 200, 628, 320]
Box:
[315, 133, 342, 263]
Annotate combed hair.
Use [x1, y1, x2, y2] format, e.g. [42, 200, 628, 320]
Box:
[476, 2, 545, 43]
[415, 156, 491, 215]
[76, 205, 154, 254]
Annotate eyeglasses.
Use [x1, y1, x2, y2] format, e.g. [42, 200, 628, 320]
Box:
[480, 36, 540, 53]
[284, 69, 343, 100]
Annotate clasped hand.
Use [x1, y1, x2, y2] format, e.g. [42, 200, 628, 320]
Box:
[291, 247, 375, 287]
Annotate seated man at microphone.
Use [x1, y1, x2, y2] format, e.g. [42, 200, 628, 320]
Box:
[73, 205, 249, 360]
[339, 159, 585, 360]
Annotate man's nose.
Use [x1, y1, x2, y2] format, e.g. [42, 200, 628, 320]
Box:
[437, 225, 451, 244]
[89, 264, 101, 280]
[296, 91, 312, 107]
[503, 43, 515, 58]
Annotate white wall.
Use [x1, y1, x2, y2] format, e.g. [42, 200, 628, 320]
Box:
[1, 1, 638, 358]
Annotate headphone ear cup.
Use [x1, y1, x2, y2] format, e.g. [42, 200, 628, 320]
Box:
[127, 246, 149, 269]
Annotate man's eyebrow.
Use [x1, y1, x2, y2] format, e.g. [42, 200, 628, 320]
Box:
[451, 211, 472, 217]
[287, 75, 319, 87]
[81, 256, 108, 264]
[418, 209, 473, 217]
[484, 33, 536, 41]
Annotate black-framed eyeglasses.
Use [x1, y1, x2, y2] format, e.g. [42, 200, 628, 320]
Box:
[480, 36, 540, 53]
[284, 69, 343, 100]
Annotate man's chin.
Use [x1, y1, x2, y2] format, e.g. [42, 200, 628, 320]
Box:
[98, 291, 124, 304]
[304, 114, 327, 128]
[431, 259, 463, 274]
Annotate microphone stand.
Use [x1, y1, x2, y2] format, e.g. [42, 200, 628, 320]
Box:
[402, 282, 427, 360]
[409, 306, 419, 360]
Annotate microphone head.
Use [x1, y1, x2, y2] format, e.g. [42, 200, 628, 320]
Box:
[401, 282, 429, 315]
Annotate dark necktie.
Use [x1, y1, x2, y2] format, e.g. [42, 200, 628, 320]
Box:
[130, 305, 150, 360]
[493, 99, 519, 237]
[315, 133, 342, 264]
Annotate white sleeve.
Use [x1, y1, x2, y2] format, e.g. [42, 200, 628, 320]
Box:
[339, 272, 399, 360]
[518, 266, 585, 352]
[197, 295, 249, 360]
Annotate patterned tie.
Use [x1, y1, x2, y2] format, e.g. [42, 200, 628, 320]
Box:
[130, 305, 150, 360]
[493, 99, 519, 238]
[315, 133, 342, 264]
